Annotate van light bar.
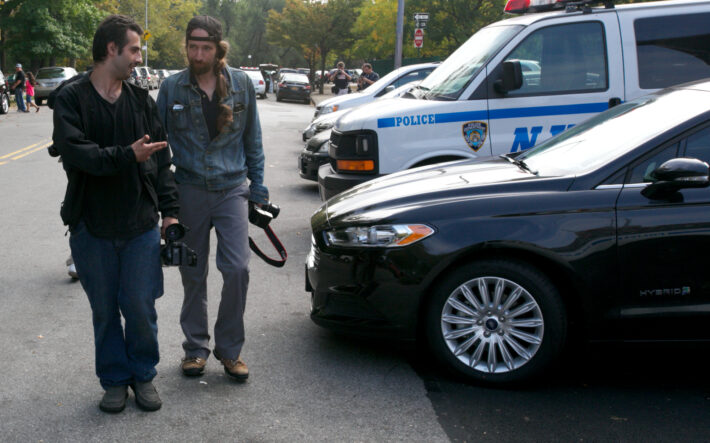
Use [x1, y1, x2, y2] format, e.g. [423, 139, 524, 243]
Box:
[505, 0, 613, 14]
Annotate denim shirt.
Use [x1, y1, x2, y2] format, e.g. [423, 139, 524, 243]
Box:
[156, 67, 268, 204]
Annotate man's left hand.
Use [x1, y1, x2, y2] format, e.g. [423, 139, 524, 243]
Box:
[161, 217, 179, 239]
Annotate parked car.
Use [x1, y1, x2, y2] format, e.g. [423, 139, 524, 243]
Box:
[313, 63, 438, 119]
[242, 68, 267, 99]
[129, 67, 145, 88]
[34, 66, 78, 105]
[156, 69, 170, 84]
[0, 69, 10, 114]
[306, 79, 710, 386]
[275, 73, 311, 104]
[137, 67, 158, 90]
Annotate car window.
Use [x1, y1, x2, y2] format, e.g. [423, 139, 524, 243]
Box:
[682, 126, 710, 165]
[503, 21, 607, 96]
[283, 73, 309, 83]
[627, 143, 678, 184]
[37, 68, 68, 79]
[635, 13, 710, 90]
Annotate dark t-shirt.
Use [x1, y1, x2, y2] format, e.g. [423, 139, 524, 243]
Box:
[82, 84, 157, 238]
[333, 70, 349, 89]
[360, 71, 379, 89]
[191, 73, 219, 141]
[14, 70, 26, 90]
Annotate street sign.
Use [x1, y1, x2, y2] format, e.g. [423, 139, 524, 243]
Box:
[414, 28, 424, 48]
[143, 30, 152, 40]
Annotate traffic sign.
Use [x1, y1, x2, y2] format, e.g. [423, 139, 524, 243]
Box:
[143, 30, 152, 40]
[414, 28, 424, 48]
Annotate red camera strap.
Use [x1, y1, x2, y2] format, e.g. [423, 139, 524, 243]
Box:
[248, 226, 287, 267]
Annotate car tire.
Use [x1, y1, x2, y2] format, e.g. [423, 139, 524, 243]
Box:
[304, 98, 311, 105]
[276, 95, 282, 102]
[425, 259, 566, 385]
[36, 98, 43, 106]
[0, 93, 9, 114]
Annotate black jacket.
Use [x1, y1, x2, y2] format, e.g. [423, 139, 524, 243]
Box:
[50, 73, 179, 228]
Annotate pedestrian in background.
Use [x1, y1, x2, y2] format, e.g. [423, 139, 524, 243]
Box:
[51, 14, 179, 413]
[157, 15, 268, 381]
[25, 72, 40, 112]
[330, 61, 350, 95]
[357, 63, 379, 91]
[11, 63, 28, 113]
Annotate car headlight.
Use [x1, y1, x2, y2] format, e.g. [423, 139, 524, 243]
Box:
[321, 105, 338, 115]
[324, 224, 434, 248]
[316, 121, 334, 131]
[304, 124, 316, 139]
[318, 141, 329, 153]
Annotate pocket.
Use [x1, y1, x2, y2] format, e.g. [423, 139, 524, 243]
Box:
[170, 103, 189, 130]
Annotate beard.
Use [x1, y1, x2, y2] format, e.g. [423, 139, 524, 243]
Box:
[189, 59, 213, 76]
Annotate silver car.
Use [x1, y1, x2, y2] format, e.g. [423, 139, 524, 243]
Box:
[35, 67, 78, 105]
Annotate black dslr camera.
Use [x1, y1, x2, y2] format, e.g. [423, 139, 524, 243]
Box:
[248, 201, 280, 229]
[161, 223, 197, 267]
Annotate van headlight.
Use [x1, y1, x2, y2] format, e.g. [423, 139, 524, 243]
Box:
[324, 224, 434, 248]
[318, 141, 329, 153]
[320, 105, 338, 115]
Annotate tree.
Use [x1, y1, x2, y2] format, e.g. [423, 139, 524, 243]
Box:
[267, 0, 362, 93]
[0, 0, 102, 71]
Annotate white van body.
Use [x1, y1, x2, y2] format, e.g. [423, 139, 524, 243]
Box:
[318, 0, 710, 200]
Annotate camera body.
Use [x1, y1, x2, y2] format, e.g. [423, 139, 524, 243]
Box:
[248, 201, 280, 229]
[161, 223, 197, 267]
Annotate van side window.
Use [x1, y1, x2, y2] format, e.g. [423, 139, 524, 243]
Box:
[504, 22, 607, 96]
[635, 13, 710, 90]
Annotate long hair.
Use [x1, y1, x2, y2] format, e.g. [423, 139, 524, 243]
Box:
[214, 40, 233, 134]
[27, 72, 37, 87]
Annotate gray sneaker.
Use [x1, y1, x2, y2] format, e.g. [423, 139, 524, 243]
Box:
[99, 385, 128, 413]
[130, 381, 162, 411]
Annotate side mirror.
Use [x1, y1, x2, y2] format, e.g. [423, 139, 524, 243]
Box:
[641, 158, 710, 199]
[384, 85, 395, 93]
[494, 60, 523, 94]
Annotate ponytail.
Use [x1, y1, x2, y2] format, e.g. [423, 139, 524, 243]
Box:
[215, 40, 233, 134]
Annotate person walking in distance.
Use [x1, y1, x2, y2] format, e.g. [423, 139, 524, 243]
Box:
[11, 63, 29, 113]
[51, 15, 179, 413]
[25, 72, 40, 112]
[157, 16, 268, 381]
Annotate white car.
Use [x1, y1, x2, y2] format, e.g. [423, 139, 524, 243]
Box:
[35, 66, 79, 105]
[243, 69, 267, 99]
[313, 63, 439, 119]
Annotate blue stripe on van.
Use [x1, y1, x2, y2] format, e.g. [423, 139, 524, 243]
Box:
[377, 102, 609, 128]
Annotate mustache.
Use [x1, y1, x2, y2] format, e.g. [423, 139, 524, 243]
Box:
[189, 60, 213, 76]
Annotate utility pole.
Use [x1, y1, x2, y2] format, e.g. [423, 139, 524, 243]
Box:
[145, 0, 148, 66]
[394, 0, 404, 69]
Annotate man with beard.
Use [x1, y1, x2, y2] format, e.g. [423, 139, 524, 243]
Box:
[157, 16, 268, 381]
[52, 15, 179, 413]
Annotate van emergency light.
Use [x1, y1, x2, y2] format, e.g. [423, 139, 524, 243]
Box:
[504, 0, 614, 14]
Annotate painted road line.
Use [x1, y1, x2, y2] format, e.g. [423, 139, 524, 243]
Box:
[0, 140, 47, 160]
[11, 141, 53, 160]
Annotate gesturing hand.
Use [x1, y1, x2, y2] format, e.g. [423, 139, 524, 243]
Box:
[132, 134, 167, 162]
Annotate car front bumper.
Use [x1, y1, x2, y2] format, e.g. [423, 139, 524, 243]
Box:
[317, 164, 379, 201]
[299, 149, 329, 181]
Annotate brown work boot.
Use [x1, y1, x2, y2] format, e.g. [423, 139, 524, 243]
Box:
[214, 349, 249, 381]
[181, 356, 207, 376]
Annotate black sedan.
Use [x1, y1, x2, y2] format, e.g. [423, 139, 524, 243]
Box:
[306, 79, 710, 385]
[299, 129, 332, 181]
[276, 73, 311, 104]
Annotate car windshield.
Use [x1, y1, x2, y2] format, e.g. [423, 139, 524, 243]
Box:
[361, 65, 426, 97]
[517, 89, 710, 176]
[421, 25, 522, 100]
[381, 81, 420, 99]
[37, 68, 68, 79]
[283, 73, 309, 83]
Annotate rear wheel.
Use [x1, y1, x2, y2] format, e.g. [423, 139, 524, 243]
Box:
[426, 259, 566, 385]
[0, 93, 9, 114]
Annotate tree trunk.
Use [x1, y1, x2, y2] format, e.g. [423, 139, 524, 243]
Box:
[319, 49, 329, 95]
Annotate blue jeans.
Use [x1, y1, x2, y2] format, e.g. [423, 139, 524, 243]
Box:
[69, 221, 163, 388]
[15, 88, 26, 112]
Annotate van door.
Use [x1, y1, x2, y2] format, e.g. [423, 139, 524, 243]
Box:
[485, 12, 624, 155]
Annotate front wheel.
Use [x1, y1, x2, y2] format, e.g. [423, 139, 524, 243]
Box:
[0, 93, 9, 114]
[426, 259, 566, 385]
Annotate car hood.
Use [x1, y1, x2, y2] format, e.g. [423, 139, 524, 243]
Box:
[335, 96, 450, 131]
[318, 92, 370, 110]
[315, 157, 574, 229]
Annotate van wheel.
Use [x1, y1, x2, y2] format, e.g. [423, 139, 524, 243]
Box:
[426, 259, 566, 385]
[0, 93, 8, 114]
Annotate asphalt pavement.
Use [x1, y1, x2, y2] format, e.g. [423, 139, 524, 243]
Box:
[0, 89, 708, 442]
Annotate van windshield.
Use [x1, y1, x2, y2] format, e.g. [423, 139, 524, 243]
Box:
[421, 25, 522, 101]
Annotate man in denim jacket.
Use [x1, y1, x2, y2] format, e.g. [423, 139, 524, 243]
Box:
[157, 16, 268, 381]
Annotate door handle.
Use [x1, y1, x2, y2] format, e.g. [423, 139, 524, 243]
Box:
[609, 97, 622, 108]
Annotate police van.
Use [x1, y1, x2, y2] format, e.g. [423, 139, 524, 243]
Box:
[318, 0, 710, 200]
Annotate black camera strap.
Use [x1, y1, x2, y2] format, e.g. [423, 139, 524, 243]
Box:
[249, 226, 287, 267]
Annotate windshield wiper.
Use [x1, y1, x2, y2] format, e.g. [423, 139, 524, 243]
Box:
[499, 154, 538, 175]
